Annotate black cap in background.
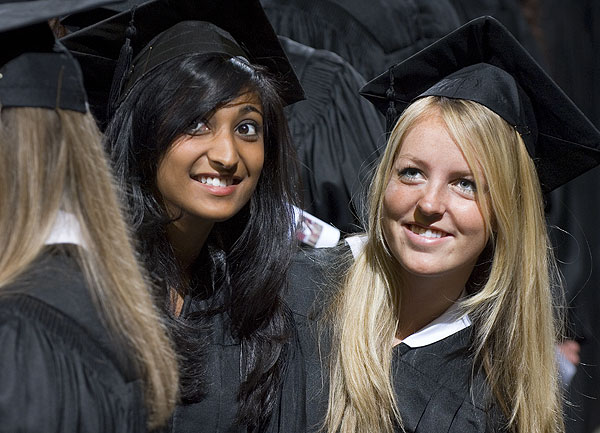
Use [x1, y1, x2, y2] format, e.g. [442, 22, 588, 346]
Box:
[0, 0, 124, 112]
[360, 16, 600, 192]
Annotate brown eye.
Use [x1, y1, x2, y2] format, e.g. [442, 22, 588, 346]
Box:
[236, 121, 258, 136]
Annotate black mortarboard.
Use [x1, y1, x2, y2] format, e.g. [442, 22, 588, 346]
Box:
[0, 0, 124, 112]
[359, 16, 600, 192]
[61, 0, 304, 124]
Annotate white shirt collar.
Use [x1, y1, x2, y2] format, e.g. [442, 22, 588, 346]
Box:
[44, 210, 87, 248]
[345, 234, 368, 258]
[401, 300, 471, 348]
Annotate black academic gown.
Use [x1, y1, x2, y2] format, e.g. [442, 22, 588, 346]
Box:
[167, 248, 306, 433]
[279, 36, 385, 233]
[287, 247, 505, 433]
[0, 247, 145, 433]
[261, 0, 461, 81]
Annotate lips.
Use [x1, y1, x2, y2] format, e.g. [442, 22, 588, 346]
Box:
[191, 174, 241, 187]
[407, 224, 449, 238]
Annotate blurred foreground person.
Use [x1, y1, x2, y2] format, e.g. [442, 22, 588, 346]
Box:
[0, 1, 178, 431]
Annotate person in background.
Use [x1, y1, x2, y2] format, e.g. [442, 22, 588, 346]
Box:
[288, 16, 600, 433]
[0, 1, 178, 431]
[62, 1, 306, 431]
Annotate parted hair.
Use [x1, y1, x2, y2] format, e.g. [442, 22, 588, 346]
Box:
[104, 53, 299, 430]
[326, 96, 564, 433]
[0, 106, 179, 429]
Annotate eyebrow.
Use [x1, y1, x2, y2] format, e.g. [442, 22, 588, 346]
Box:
[396, 154, 475, 178]
[238, 104, 263, 117]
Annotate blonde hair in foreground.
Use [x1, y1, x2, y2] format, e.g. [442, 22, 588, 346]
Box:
[0, 107, 178, 428]
[326, 96, 564, 433]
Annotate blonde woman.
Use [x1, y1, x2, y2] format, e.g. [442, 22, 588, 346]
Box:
[0, 4, 178, 432]
[288, 17, 600, 433]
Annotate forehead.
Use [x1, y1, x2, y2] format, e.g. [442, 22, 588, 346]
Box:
[396, 114, 471, 168]
[220, 90, 263, 110]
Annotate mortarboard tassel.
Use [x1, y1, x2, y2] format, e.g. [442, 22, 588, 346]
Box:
[107, 8, 137, 119]
[385, 68, 397, 133]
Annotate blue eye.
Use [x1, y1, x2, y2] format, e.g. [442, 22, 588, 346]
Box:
[187, 119, 210, 135]
[455, 178, 477, 194]
[398, 167, 423, 181]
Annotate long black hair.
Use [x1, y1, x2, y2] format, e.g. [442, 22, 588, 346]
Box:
[104, 53, 300, 430]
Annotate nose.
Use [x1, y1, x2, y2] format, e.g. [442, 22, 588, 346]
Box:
[416, 182, 446, 221]
[207, 131, 239, 171]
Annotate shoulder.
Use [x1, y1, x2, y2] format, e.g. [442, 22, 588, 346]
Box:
[0, 294, 145, 432]
[286, 245, 348, 318]
[2, 249, 132, 370]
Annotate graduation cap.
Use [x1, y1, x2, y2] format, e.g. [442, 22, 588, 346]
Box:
[359, 16, 600, 192]
[60, 0, 138, 32]
[61, 0, 304, 124]
[0, 0, 124, 112]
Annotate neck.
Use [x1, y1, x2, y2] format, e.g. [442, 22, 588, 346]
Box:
[166, 215, 214, 277]
[395, 272, 467, 341]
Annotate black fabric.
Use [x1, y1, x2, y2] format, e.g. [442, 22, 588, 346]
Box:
[359, 16, 600, 193]
[539, 2, 600, 432]
[0, 247, 145, 432]
[280, 37, 385, 233]
[260, 0, 461, 81]
[125, 21, 247, 93]
[0, 33, 88, 112]
[447, 0, 544, 63]
[0, 0, 123, 31]
[286, 246, 505, 433]
[0, 0, 117, 112]
[165, 246, 306, 433]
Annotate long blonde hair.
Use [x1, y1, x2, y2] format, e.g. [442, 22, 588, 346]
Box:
[326, 96, 564, 433]
[0, 107, 179, 429]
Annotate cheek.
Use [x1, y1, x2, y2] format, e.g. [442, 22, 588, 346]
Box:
[242, 142, 265, 175]
[381, 184, 409, 250]
[458, 203, 488, 250]
[382, 181, 413, 219]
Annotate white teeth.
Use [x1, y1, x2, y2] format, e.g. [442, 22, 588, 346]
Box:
[410, 225, 444, 238]
[198, 176, 233, 187]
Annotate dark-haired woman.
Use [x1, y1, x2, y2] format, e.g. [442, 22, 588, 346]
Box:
[106, 52, 302, 432]
[62, 1, 306, 432]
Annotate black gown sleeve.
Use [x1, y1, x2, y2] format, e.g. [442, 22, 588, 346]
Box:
[0, 296, 144, 433]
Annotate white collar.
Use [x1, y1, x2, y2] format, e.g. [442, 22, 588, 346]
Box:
[345, 234, 368, 258]
[400, 300, 471, 348]
[44, 210, 87, 248]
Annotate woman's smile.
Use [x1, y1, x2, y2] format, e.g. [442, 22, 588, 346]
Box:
[403, 223, 451, 244]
